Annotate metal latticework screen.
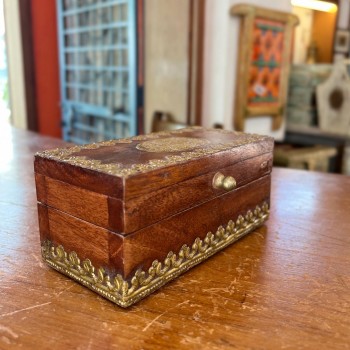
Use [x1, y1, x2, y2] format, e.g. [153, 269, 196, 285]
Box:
[57, 0, 137, 143]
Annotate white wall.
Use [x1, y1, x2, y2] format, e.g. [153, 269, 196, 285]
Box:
[338, 0, 350, 29]
[3, 0, 27, 129]
[292, 7, 313, 64]
[202, 0, 292, 140]
[144, 0, 190, 133]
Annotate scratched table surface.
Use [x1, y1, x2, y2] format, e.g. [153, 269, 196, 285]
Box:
[0, 124, 350, 350]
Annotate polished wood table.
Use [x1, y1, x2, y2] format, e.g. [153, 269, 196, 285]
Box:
[1, 126, 350, 349]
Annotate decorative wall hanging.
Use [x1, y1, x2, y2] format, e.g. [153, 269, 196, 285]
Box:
[230, 4, 299, 131]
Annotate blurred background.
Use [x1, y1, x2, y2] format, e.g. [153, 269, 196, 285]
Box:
[1, 0, 350, 174]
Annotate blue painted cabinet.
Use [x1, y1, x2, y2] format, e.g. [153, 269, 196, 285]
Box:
[57, 0, 137, 143]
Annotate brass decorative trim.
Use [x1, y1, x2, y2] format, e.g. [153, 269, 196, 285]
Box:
[136, 137, 210, 153]
[41, 202, 269, 308]
[35, 127, 269, 177]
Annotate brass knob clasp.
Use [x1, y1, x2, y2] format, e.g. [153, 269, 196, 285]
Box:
[212, 172, 237, 191]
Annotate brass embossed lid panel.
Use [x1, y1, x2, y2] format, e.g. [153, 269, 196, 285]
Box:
[36, 127, 271, 178]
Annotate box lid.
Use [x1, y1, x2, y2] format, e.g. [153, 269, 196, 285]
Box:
[34, 127, 273, 234]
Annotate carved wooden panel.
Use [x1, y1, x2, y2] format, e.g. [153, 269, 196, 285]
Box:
[231, 4, 298, 131]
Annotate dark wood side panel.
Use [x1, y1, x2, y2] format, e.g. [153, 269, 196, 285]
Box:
[40, 205, 117, 269]
[124, 152, 272, 232]
[108, 197, 125, 232]
[35, 174, 125, 233]
[44, 176, 111, 229]
[35, 173, 47, 203]
[34, 157, 124, 199]
[37, 203, 50, 242]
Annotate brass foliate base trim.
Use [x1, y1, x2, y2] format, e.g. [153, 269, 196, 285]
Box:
[41, 202, 269, 308]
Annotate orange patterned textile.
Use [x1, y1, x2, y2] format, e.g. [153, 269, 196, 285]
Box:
[248, 18, 285, 107]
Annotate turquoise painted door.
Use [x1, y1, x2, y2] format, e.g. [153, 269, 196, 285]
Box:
[57, 0, 137, 143]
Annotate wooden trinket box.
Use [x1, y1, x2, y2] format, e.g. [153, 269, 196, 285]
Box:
[34, 127, 273, 307]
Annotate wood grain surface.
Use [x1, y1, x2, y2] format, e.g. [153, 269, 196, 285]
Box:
[1, 126, 350, 349]
[37, 175, 270, 279]
[35, 152, 272, 234]
[35, 128, 273, 235]
[34, 128, 274, 200]
[123, 153, 272, 233]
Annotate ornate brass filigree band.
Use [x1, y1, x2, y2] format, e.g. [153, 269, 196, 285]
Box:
[41, 202, 269, 308]
[136, 137, 211, 153]
[36, 127, 269, 177]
